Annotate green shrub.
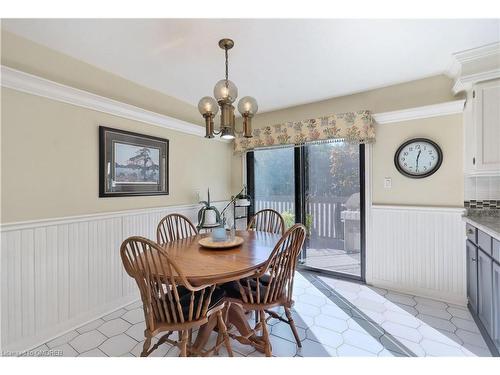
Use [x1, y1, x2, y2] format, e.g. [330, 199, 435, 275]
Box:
[281, 210, 313, 236]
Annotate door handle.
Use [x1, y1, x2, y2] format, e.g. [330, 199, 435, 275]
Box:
[472, 258, 477, 262]
[467, 228, 474, 235]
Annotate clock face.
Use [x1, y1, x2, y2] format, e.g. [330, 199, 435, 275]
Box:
[395, 138, 443, 178]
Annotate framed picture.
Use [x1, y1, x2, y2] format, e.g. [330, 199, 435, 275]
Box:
[99, 126, 169, 197]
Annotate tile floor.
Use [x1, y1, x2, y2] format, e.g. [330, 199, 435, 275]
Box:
[35, 272, 492, 357]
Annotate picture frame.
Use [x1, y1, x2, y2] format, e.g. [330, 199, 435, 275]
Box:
[99, 126, 169, 197]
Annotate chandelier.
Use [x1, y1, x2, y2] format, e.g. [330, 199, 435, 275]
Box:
[198, 38, 258, 139]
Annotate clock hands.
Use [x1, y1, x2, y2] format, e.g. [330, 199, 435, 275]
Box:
[415, 150, 421, 172]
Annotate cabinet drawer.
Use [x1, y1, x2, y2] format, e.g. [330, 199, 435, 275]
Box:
[467, 224, 477, 244]
[478, 230, 492, 256]
[493, 238, 500, 263]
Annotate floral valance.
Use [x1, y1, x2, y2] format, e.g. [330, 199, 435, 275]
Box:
[234, 110, 375, 153]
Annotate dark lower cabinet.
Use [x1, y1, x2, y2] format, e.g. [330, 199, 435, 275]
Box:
[466, 223, 500, 356]
[478, 249, 493, 335]
[493, 262, 500, 351]
[467, 240, 478, 313]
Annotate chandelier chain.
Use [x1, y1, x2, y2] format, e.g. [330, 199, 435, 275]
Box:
[225, 47, 229, 85]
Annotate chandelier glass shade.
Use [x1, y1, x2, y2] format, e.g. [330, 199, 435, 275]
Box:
[198, 38, 257, 139]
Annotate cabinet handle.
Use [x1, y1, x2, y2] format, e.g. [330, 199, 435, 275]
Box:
[472, 258, 477, 262]
[467, 228, 474, 235]
[472, 157, 475, 165]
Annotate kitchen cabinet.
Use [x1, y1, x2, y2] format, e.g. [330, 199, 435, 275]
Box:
[467, 240, 479, 313]
[493, 262, 500, 351]
[466, 221, 500, 355]
[465, 79, 500, 176]
[477, 248, 493, 335]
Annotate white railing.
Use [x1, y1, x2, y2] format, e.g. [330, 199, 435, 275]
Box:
[254, 196, 346, 240]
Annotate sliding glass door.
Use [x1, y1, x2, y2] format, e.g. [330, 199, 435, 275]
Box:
[247, 142, 365, 280]
[251, 147, 295, 221]
[302, 142, 364, 279]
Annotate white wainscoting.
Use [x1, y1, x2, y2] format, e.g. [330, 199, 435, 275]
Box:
[367, 205, 466, 305]
[0, 201, 229, 352]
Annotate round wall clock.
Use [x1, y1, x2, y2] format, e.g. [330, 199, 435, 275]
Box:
[394, 138, 443, 178]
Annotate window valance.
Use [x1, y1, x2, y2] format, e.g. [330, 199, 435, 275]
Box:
[234, 110, 375, 153]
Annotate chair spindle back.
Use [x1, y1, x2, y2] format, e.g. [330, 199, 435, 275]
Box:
[157, 213, 198, 245]
[247, 209, 285, 235]
[120, 236, 214, 331]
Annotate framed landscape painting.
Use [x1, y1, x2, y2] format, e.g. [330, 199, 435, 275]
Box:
[99, 126, 169, 197]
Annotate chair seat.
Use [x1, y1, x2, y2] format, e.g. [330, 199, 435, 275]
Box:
[220, 275, 275, 302]
[156, 285, 226, 320]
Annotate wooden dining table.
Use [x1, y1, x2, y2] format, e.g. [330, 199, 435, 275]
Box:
[159, 229, 282, 353]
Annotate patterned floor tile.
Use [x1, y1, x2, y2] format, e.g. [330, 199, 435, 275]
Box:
[342, 329, 384, 354]
[385, 292, 416, 306]
[306, 326, 343, 348]
[420, 339, 465, 356]
[414, 296, 448, 309]
[383, 310, 421, 328]
[296, 339, 337, 357]
[352, 297, 387, 313]
[299, 293, 328, 307]
[46, 330, 79, 349]
[130, 338, 171, 357]
[52, 343, 79, 357]
[455, 329, 489, 348]
[416, 314, 456, 332]
[125, 322, 146, 342]
[78, 348, 107, 357]
[271, 321, 306, 343]
[99, 334, 137, 356]
[314, 314, 349, 333]
[37, 271, 491, 357]
[418, 325, 462, 347]
[447, 306, 473, 320]
[337, 344, 377, 357]
[125, 300, 142, 311]
[76, 319, 105, 334]
[121, 309, 144, 324]
[450, 316, 480, 333]
[102, 308, 127, 321]
[269, 335, 299, 357]
[381, 321, 423, 343]
[70, 330, 107, 353]
[414, 304, 452, 320]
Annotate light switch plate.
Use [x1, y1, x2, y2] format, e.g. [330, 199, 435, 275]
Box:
[384, 177, 392, 189]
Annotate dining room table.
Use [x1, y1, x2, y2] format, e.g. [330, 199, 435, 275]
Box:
[159, 229, 282, 353]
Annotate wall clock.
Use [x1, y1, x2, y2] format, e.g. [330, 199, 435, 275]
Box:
[394, 138, 443, 178]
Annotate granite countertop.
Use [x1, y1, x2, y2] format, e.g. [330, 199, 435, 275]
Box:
[463, 214, 500, 240]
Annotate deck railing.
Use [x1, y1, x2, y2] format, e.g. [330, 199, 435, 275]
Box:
[254, 195, 347, 240]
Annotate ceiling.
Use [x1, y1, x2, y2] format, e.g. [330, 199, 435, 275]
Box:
[2, 19, 499, 113]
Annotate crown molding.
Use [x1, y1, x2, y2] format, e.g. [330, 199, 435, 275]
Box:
[452, 68, 500, 95]
[0, 65, 229, 141]
[448, 42, 500, 94]
[373, 99, 465, 124]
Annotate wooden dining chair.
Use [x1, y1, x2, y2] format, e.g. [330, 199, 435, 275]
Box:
[120, 236, 233, 357]
[247, 208, 285, 235]
[224, 224, 306, 356]
[157, 213, 198, 245]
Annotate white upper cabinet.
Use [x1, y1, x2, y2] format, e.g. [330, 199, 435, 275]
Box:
[467, 79, 500, 176]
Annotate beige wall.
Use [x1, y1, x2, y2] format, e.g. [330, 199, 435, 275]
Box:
[1, 31, 203, 126]
[249, 75, 459, 128]
[1, 30, 464, 223]
[231, 75, 464, 207]
[1, 88, 232, 223]
[1, 31, 235, 223]
[372, 115, 463, 207]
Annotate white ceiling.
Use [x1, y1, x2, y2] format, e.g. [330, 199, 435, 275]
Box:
[2, 19, 499, 113]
